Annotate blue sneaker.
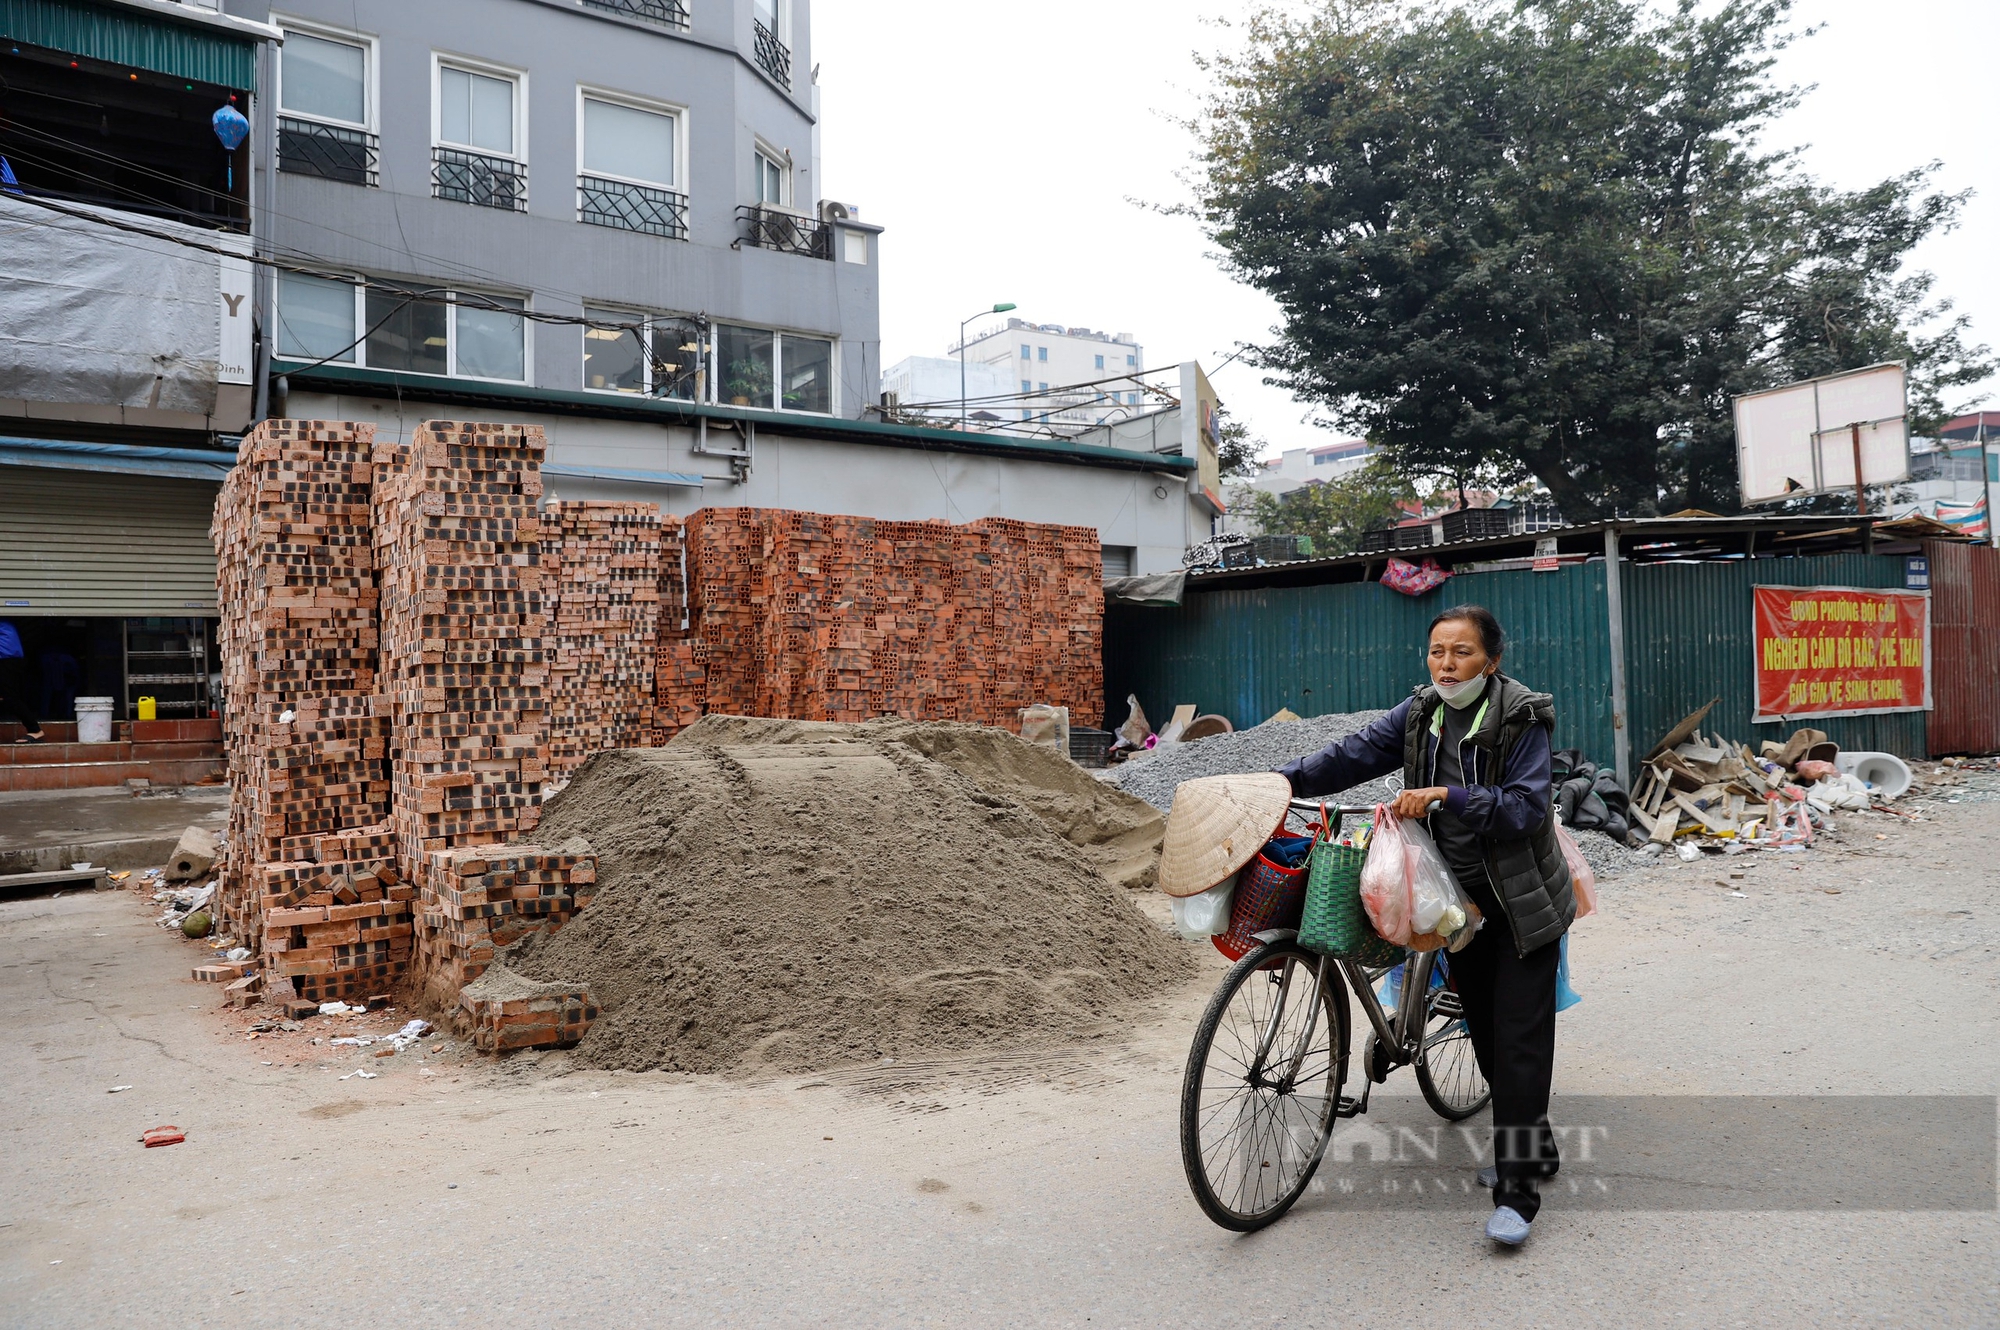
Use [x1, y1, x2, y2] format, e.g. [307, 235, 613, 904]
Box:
[1478, 1165, 1498, 1188]
[1484, 1205, 1531, 1246]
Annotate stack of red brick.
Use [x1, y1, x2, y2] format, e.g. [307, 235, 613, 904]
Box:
[209, 421, 399, 1003]
[544, 501, 661, 773]
[370, 422, 598, 1024]
[421, 843, 598, 1043]
[659, 508, 1102, 734]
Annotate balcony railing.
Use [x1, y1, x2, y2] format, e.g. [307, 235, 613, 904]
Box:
[278, 116, 378, 187]
[753, 18, 791, 88]
[581, 0, 690, 29]
[433, 147, 526, 212]
[579, 175, 689, 239]
[736, 204, 830, 259]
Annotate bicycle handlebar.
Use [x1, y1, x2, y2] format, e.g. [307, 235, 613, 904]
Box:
[1286, 797, 1443, 815]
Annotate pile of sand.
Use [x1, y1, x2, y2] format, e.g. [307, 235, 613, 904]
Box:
[674, 715, 1166, 889]
[509, 732, 1188, 1075]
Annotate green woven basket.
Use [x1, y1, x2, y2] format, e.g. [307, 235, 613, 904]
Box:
[1299, 839, 1405, 966]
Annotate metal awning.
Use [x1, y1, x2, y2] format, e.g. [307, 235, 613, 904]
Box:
[0, 436, 236, 483]
[0, 0, 279, 90]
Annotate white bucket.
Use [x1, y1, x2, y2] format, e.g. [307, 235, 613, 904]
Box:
[74, 696, 114, 744]
[1834, 751, 1912, 799]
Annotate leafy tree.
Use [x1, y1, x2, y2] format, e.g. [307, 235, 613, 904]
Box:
[1238, 456, 1421, 555]
[1214, 407, 1267, 479]
[1193, 0, 1990, 518]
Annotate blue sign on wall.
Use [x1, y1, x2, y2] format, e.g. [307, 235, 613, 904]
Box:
[1905, 556, 1930, 590]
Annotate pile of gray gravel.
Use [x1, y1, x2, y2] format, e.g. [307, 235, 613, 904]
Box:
[1108, 711, 1395, 813]
[1108, 709, 1636, 878]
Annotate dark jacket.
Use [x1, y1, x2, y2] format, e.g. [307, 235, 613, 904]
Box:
[1276, 674, 1574, 956]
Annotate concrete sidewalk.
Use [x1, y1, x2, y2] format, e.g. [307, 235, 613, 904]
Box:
[0, 786, 228, 876]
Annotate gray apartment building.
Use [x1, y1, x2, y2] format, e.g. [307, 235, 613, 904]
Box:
[0, 0, 1218, 735]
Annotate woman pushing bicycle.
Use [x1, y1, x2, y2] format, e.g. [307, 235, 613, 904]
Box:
[1277, 604, 1574, 1247]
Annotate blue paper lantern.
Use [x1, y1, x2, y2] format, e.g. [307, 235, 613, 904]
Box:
[212, 104, 249, 151]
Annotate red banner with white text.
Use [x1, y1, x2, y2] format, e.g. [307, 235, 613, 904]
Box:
[1753, 586, 1931, 722]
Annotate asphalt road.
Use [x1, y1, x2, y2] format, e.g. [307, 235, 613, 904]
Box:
[3, 781, 1996, 1327]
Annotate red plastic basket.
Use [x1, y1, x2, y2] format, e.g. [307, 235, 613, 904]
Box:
[1214, 850, 1310, 962]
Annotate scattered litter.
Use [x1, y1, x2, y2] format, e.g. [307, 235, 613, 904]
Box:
[319, 1002, 357, 1016]
[107, 1085, 132, 1093]
[140, 1125, 185, 1148]
[338, 1069, 378, 1081]
[1730, 891, 1748, 899]
[70, 862, 93, 872]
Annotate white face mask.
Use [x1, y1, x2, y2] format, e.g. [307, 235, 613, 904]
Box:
[1434, 674, 1489, 709]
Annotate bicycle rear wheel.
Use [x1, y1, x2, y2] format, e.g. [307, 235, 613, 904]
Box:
[1414, 979, 1490, 1121]
[1179, 941, 1349, 1231]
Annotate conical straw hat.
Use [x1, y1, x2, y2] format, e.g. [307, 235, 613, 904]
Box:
[1158, 772, 1293, 898]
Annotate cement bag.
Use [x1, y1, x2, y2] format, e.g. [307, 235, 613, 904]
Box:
[1555, 823, 1599, 920]
[1018, 704, 1070, 754]
[1170, 873, 1236, 938]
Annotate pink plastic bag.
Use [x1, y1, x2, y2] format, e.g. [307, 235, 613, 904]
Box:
[1380, 557, 1451, 597]
[1360, 805, 1473, 947]
[1555, 822, 1600, 919]
[1359, 807, 1413, 944]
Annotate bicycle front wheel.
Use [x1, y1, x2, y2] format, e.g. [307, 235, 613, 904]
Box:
[1179, 941, 1349, 1231]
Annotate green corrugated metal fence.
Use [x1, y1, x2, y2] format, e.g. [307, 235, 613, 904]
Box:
[1, 0, 258, 89]
[1105, 559, 1615, 758]
[1623, 554, 1926, 760]
[1105, 551, 1929, 769]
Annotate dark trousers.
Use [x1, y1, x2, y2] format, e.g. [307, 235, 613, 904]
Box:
[1448, 920, 1561, 1220]
[0, 657, 37, 733]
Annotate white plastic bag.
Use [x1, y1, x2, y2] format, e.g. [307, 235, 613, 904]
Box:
[1170, 873, 1237, 939]
[1364, 805, 1476, 951]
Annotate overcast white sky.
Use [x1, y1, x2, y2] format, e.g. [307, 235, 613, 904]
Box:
[815, 1, 1998, 460]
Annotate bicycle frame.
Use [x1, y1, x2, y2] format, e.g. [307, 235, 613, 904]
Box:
[1280, 799, 1438, 1067]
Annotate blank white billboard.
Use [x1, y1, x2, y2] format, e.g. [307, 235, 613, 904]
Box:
[1734, 363, 1908, 505]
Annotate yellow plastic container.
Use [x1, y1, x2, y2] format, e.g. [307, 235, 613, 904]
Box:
[136, 696, 157, 722]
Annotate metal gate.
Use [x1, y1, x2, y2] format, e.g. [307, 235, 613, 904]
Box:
[1925, 540, 2000, 755]
[0, 465, 220, 615]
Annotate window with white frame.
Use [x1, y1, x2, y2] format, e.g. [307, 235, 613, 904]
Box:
[277, 271, 528, 381]
[582, 308, 703, 400]
[716, 324, 835, 414]
[754, 146, 787, 206]
[434, 58, 525, 210]
[277, 23, 377, 185]
[578, 93, 687, 238]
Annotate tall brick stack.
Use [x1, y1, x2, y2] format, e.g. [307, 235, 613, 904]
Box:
[659, 508, 1102, 732]
[209, 422, 395, 991]
[372, 420, 550, 863]
[654, 515, 702, 740]
[543, 501, 661, 773]
[369, 422, 599, 1016]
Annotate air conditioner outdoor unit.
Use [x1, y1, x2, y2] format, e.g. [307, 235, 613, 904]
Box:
[819, 199, 851, 224]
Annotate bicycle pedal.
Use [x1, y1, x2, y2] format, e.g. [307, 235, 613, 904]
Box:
[1335, 1095, 1366, 1119]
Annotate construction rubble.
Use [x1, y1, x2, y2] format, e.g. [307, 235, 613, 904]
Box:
[200, 416, 1111, 1053]
[1627, 699, 1917, 861]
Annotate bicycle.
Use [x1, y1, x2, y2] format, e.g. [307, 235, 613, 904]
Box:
[1178, 799, 1492, 1231]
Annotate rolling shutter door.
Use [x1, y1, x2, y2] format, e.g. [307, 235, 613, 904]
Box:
[0, 465, 219, 615]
